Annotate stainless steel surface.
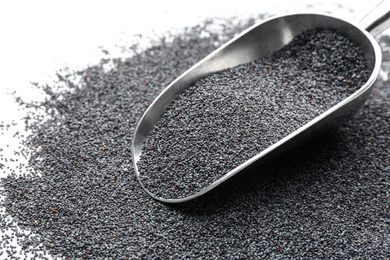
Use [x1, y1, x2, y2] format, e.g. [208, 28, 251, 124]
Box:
[132, 2, 390, 203]
[359, 0, 390, 36]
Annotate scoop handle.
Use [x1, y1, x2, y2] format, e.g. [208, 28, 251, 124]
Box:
[359, 0, 390, 36]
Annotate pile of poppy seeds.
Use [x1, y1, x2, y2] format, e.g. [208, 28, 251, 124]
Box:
[138, 28, 369, 199]
[1, 15, 389, 259]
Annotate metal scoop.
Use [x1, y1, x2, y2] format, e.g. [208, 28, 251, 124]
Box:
[132, 1, 390, 203]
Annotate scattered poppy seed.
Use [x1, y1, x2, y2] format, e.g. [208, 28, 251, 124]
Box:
[0, 15, 389, 259]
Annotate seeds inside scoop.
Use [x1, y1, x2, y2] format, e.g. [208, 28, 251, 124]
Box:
[137, 28, 369, 199]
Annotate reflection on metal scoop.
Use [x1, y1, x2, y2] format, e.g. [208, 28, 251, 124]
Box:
[132, 1, 390, 203]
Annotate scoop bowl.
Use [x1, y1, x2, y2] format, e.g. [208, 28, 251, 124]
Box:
[132, 3, 390, 203]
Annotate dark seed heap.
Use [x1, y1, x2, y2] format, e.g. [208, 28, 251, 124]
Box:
[138, 29, 369, 199]
[1, 17, 389, 259]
